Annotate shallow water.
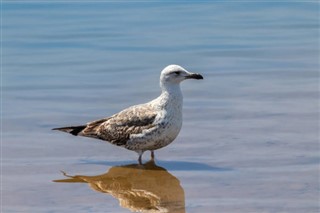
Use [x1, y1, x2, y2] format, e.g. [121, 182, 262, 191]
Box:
[2, 2, 319, 213]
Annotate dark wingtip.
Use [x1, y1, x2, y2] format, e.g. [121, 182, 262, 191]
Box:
[52, 125, 86, 136]
[69, 126, 86, 136]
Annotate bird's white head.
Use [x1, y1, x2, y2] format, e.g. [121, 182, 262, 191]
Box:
[160, 65, 203, 88]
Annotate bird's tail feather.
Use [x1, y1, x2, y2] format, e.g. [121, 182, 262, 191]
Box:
[52, 125, 87, 136]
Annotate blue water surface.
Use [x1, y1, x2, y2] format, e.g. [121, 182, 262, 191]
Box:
[2, 2, 319, 213]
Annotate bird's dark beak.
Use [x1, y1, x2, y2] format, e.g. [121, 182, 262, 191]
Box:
[186, 73, 204, 80]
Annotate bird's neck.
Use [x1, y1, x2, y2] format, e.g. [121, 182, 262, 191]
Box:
[157, 83, 183, 109]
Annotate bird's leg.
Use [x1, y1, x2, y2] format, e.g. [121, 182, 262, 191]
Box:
[138, 150, 144, 165]
[138, 155, 142, 165]
[151, 150, 155, 161]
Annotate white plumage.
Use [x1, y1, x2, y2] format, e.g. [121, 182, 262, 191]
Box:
[53, 64, 203, 164]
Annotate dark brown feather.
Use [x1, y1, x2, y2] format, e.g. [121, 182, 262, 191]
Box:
[52, 125, 87, 136]
[79, 105, 157, 146]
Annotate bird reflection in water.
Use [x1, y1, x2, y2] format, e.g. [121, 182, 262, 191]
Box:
[54, 160, 185, 213]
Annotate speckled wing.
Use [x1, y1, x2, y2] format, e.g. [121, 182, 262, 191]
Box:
[80, 104, 157, 146]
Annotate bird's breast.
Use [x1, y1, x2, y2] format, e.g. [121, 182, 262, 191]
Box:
[155, 107, 182, 140]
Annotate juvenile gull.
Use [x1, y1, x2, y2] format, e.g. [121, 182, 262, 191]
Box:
[53, 65, 203, 164]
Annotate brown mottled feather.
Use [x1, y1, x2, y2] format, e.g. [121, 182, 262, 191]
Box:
[79, 104, 157, 146]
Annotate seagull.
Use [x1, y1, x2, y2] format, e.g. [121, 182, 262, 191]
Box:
[53, 65, 203, 164]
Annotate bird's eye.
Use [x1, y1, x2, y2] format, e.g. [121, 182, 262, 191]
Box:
[174, 71, 180, 75]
